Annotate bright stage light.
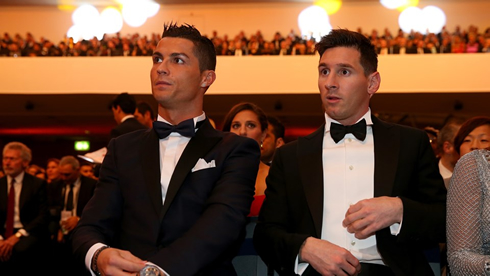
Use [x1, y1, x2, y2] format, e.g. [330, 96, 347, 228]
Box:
[72, 4, 99, 26]
[314, 0, 342, 15]
[298, 5, 332, 41]
[101, 7, 123, 34]
[399, 5, 446, 34]
[396, 0, 419, 12]
[380, 0, 406, 10]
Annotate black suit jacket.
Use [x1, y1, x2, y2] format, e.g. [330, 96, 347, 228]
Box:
[110, 117, 147, 139]
[0, 173, 48, 238]
[48, 175, 97, 221]
[253, 116, 446, 276]
[72, 119, 261, 275]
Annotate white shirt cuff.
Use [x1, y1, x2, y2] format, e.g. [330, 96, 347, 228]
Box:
[294, 255, 309, 275]
[390, 219, 403, 236]
[85, 242, 106, 276]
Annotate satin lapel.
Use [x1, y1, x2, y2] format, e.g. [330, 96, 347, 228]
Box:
[372, 116, 400, 197]
[140, 129, 163, 218]
[160, 119, 222, 221]
[298, 125, 325, 237]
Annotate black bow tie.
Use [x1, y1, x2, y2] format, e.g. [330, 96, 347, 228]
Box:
[330, 119, 367, 143]
[153, 118, 196, 139]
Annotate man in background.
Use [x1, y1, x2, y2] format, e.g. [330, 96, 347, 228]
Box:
[260, 115, 285, 165]
[110, 92, 147, 139]
[134, 100, 155, 128]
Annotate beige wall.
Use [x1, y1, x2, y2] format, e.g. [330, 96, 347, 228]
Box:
[0, 0, 489, 43]
[2, 54, 490, 95]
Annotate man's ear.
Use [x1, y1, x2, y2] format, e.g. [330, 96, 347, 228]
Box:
[367, 72, 380, 98]
[201, 70, 216, 88]
[276, 138, 285, 148]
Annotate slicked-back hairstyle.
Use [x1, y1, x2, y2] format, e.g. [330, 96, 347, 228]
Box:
[222, 102, 268, 133]
[454, 116, 490, 154]
[315, 29, 378, 76]
[3, 142, 32, 163]
[161, 22, 216, 72]
[59, 155, 80, 170]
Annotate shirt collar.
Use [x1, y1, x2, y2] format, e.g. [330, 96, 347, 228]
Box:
[157, 112, 206, 128]
[324, 108, 373, 133]
[121, 114, 135, 123]
[7, 171, 25, 185]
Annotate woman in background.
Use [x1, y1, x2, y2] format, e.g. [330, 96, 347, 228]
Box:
[45, 158, 60, 184]
[222, 102, 270, 276]
[453, 116, 490, 157]
[222, 102, 269, 216]
[446, 148, 490, 275]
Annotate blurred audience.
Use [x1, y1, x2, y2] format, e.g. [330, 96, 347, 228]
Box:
[2, 25, 489, 58]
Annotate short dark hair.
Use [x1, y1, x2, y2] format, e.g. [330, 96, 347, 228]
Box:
[222, 102, 268, 133]
[315, 29, 378, 76]
[267, 116, 285, 140]
[111, 92, 136, 114]
[162, 22, 216, 72]
[136, 101, 155, 120]
[454, 116, 490, 154]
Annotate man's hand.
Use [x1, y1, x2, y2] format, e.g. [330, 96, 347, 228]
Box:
[97, 248, 147, 275]
[300, 237, 361, 276]
[61, 216, 80, 232]
[0, 236, 20, 262]
[343, 196, 403, 239]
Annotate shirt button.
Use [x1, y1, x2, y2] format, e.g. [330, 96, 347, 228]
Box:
[349, 165, 354, 170]
[351, 241, 356, 246]
[348, 138, 352, 142]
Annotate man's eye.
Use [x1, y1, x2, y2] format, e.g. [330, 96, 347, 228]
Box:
[152, 56, 162, 63]
[320, 69, 329, 75]
[174, 58, 184, 64]
[340, 69, 350, 75]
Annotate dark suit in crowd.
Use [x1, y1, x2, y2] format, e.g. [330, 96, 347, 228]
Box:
[0, 173, 49, 273]
[109, 117, 147, 138]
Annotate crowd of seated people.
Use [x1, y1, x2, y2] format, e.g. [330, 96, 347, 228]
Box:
[1, 24, 490, 57]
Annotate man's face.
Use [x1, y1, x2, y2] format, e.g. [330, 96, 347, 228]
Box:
[261, 124, 277, 161]
[79, 165, 94, 178]
[318, 47, 379, 125]
[59, 164, 79, 185]
[150, 37, 208, 110]
[2, 149, 28, 177]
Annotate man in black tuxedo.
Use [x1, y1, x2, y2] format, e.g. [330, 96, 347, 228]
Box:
[0, 142, 48, 274]
[253, 29, 446, 276]
[72, 23, 260, 276]
[109, 92, 147, 139]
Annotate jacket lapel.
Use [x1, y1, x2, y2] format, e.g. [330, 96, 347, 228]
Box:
[160, 119, 222, 221]
[372, 116, 399, 197]
[298, 125, 325, 237]
[140, 128, 163, 218]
